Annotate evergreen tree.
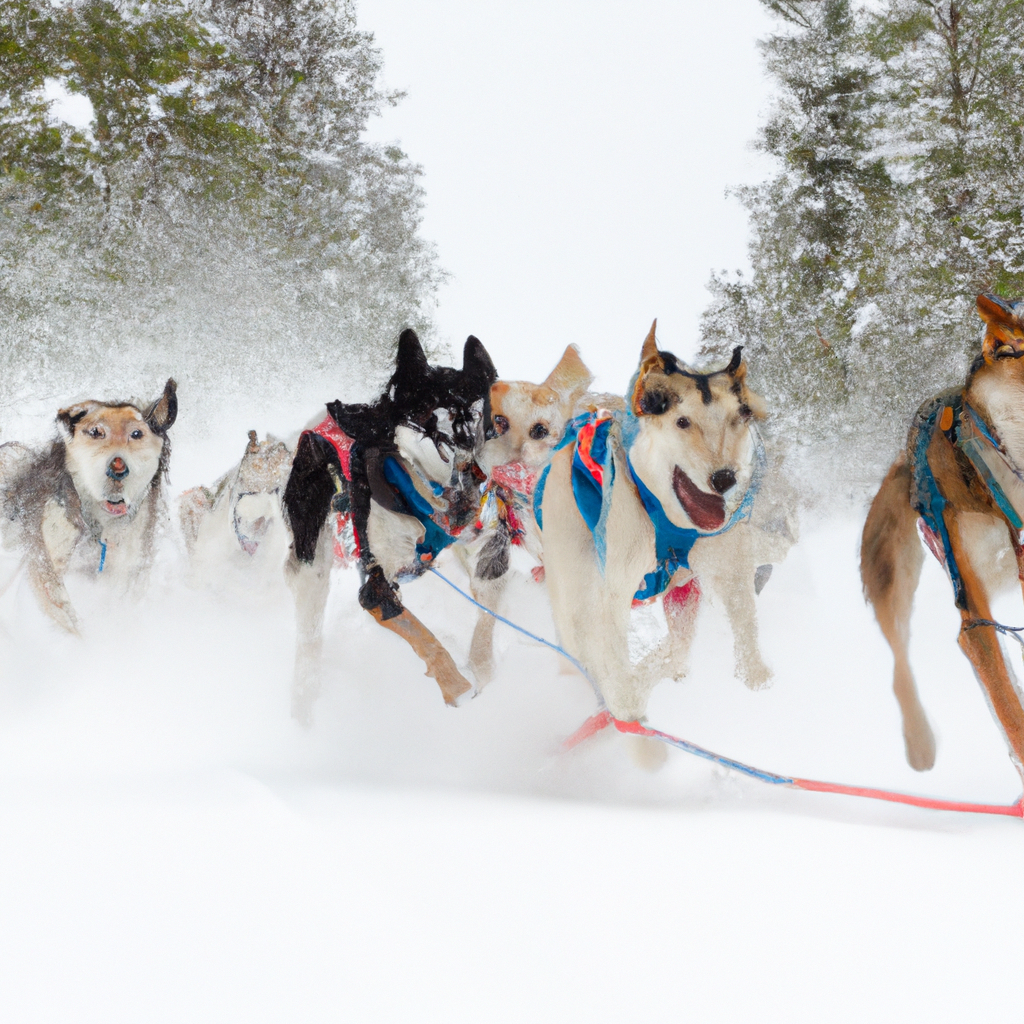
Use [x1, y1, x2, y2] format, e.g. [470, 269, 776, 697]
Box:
[702, 0, 1024, 490]
[0, 0, 440, 411]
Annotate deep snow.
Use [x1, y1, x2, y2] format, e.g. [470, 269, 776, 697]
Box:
[0, 418, 1020, 1022]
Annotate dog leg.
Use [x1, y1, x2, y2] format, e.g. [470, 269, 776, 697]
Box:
[31, 499, 83, 635]
[950, 514, 1024, 778]
[690, 524, 772, 689]
[861, 455, 933, 770]
[465, 530, 511, 688]
[367, 605, 474, 706]
[26, 554, 80, 635]
[285, 524, 333, 726]
[662, 577, 702, 680]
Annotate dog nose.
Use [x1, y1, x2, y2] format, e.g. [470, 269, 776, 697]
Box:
[107, 457, 129, 481]
[710, 469, 736, 494]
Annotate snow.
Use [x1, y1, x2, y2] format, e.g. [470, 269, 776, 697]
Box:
[2, 2, 1022, 1020]
[0, 417, 1021, 1022]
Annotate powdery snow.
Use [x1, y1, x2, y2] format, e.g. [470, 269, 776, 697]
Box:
[0, 422, 1019, 1021]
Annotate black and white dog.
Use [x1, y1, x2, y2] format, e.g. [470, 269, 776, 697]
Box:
[282, 329, 498, 721]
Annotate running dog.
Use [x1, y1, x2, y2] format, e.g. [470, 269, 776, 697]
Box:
[862, 294, 1024, 776]
[179, 430, 293, 564]
[461, 345, 595, 682]
[283, 329, 497, 721]
[538, 321, 768, 734]
[0, 380, 177, 633]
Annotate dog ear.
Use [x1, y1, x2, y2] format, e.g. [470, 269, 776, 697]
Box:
[394, 328, 430, 381]
[56, 402, 93, 437]
[146, 379, 178, 432]
[978, 293, 1024, 361]
[461, 335, 498, 394]
[542, 345, 594, 397]
[725, 346, 745, 380]
[631, 319, 666, 415]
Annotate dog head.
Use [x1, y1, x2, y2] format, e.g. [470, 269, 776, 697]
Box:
[479, 345, 594, 478]
[978, 293, 1024, 363]
[232, 431, 292, 555]
[388, 329, 497, 454]
[331, 330, 498, 465]
[58, 379, 177, 521]
[627, 321, 765, 531]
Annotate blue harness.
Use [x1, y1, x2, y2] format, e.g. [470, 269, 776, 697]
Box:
[910, 391, 1024, 609]
[381, 456, 457, 562]
[535, 412, 765, 601]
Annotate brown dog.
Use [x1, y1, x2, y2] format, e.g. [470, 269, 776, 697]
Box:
[862, 294, 1024, 776]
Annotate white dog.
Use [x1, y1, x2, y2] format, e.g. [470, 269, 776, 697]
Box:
[538, 323, 772, 741]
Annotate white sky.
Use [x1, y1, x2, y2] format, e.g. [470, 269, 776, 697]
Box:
[360, 0, 775, 391]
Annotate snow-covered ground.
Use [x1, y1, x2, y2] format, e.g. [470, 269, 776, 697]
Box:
[2, 2, 1021, 1019]
[0, 421, 1021, 1022]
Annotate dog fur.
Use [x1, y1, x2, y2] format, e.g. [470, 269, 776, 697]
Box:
[540, 321, 769, 731]
[282, 329, 498, 722]
[179, 430, 293, 567]
[457, 345, 596, 683]
[862, 294, 1024, 776]
[0, 380, 178, 633]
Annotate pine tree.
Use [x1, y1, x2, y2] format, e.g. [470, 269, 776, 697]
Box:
[0, 0, 440, 411]
[702, 0, 1024, 490]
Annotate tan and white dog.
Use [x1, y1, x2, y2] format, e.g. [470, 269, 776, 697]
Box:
[0, 380, 177, 633]
[540, 322, 769, 738]
[458, 345, 595, 683]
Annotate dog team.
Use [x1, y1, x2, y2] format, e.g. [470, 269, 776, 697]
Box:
[2, 296, 1024, 781]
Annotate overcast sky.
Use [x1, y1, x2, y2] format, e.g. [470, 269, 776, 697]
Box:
[360, 0, 775, 391]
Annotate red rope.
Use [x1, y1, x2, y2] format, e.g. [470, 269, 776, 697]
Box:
[562, 711, 1024, 819]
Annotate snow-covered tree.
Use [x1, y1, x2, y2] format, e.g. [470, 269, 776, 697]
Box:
[702, 0, 1024, 489]
[0, 0, 441, 409]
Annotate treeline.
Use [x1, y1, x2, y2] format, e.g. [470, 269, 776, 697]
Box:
[701, 0, 1024, 490]
[0, 0, 439, 412]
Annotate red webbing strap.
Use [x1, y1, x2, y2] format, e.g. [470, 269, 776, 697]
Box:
[562, 711, 1024, 818]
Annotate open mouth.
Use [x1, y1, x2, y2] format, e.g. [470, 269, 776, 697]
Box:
[103, 499, 129, 517]
[672, 466, 725, 531]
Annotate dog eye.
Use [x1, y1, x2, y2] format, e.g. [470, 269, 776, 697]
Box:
[737, 404, 752, 421]
[86, 426, 105, 439]
[529, 423, 549, 440]
[676, 417, 691, 429]
[130, 429, 144, 440]
[492, 415, 509, 436]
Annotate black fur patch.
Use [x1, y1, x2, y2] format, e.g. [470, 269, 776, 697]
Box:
[283, 432, 341, 563]
[476, 530, 510, 581]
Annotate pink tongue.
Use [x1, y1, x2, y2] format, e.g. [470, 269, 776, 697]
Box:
[104, 500, 128, 517]
[672, 466, 726, 531]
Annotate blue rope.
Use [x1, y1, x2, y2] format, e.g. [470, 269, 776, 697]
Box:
[98, 540, 106, 573]
[427, 566, 594, 684]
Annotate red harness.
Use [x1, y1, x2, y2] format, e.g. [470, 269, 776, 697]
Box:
[302, 414, 359, 565]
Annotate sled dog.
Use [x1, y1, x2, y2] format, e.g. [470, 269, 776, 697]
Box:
[862, 293, 1024, 776]
[0, 380, 178, 633]
[179, 430, 292, 564]
[460, 345, 595, 682]
[538, 321, 769, 730]
[283, 329, 497, 720]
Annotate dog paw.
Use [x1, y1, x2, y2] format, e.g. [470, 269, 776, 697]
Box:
[904, 720, 936, 772]
[739, 660, 773, 690]
[626, 734, 668, 772]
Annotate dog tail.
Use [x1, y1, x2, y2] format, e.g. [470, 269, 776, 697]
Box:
[860, 452, 923, 627]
